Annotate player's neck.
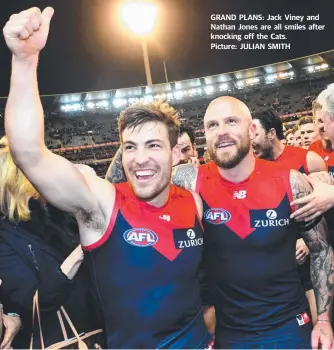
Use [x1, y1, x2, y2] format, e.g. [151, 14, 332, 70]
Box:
[321, 137, 333, 151]
[217, 151, 256, 183]
[146, 186, 170, 208]
[271, 139, 285, 160]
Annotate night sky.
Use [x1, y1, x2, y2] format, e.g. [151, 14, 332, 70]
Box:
[0, 0, 332, 97]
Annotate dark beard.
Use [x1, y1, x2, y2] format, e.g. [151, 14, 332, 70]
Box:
[209, 141, 250, 169]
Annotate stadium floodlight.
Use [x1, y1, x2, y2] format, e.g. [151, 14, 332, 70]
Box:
[96, 100, 109, 108]
[120, 0, 158, 86]
[174, 91, 184, 99]
[166, 92, 174, 101]
[128, 97, 139, 104]
[189, 88, 197, 96]
[175, 82, 182, 90]
[205, 86, 214, 94]
[144, 95, 153, 102]
[86, 102, 95, 109]
[113, 98, 127, 108]
[219, 83, 228, 91]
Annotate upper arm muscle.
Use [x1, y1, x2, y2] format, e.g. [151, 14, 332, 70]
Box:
[18, 149, 102, 216]
[307, 151, 327, 173]
[290, 169, 329, 250]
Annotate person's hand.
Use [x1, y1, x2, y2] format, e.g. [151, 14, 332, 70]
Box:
[1, 313, 22, 349]
[3, 7, 54, 59]
[308, 171, 334, 185]
[311, 321, 334, 349]
[290, 175, 334, 222]
[295, 238, 309, 265]
[60, 245, 84, 280]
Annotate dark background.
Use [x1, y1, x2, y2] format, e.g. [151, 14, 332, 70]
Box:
[0, 0, 332, 96]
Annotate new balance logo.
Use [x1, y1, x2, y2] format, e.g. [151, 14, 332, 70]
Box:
[233, 190, 247, 199]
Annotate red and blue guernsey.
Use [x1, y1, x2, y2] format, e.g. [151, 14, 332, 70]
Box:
[274, 145, 309, 174]
[197, 159, 311, 348]
[82, 182, 212, 349]
[327, 153, 334, 180]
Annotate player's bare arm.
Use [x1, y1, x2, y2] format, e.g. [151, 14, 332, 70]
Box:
[171, 164, 199, 192]
[105, 147, 127, 183]
[307, 151, 327, 173]
[290, 170, 334, 348]
[3, 8, 114, 245]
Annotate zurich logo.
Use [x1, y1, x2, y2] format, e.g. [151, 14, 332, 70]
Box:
[266, 210, 277, 220]
[204, 208, 231, 225]
[123, 228, 158, 247]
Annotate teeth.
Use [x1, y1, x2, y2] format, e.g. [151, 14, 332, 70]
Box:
[135, 170, 156, 177]
[218, 142, 234, 148]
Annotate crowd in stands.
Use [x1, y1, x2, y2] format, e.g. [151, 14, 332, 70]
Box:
[22, 74, 330, 177]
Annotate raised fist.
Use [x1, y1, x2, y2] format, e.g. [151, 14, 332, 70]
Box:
[3, 7, 54, 59]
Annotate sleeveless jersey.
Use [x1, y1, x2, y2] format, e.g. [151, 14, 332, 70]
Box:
[197, 159, 308, 340]
[309, 139, 333, 161]
[273, 146, 313, 290]
[327, 153, 334, 180]
[82, 183, 211, 349]
[274, 145, 309, 174]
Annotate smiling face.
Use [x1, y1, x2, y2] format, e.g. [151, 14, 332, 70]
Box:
[204, 97, 254, 169]
[122, 121, 178, 205]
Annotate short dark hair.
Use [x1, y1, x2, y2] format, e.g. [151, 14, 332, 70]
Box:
[253, 109, 284, 140]
[118, 101, 180, 148]
[179, 124, 196, 145]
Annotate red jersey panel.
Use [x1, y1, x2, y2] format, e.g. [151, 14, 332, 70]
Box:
[274, 145, 309, 174]
[82, 183, 211, 348]
[196, 159, 308, 338]
[309, 140, 333, 161]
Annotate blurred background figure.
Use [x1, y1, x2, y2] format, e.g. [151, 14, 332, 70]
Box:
[291, 125, 302, 147]
[297, 116, 317, 149]
[285, 130, 295, 146]
[203, 151, 211, 164]
[177, 124, 199, 165]
[309, 99, 334, 160]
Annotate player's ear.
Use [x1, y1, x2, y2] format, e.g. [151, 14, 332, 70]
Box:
[172, 144, 181, 167]
[268, 128, 276, 141]
[249, 123, 257, 141]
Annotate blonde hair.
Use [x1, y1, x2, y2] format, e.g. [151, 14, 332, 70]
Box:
[0, 136, 39, 222]
[298, 116, 314, 127]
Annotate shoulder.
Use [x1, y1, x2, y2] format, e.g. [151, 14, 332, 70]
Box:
[308, 140, 321, 151]
[169, 185, 203, 219]
[257, 158, 289, 177]
[306, 151, 326, 172]
[287, 145, 307, 156]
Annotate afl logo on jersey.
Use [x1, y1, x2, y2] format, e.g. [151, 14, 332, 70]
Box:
[123, 228, 158, 247]
[204, 208, 231, 225]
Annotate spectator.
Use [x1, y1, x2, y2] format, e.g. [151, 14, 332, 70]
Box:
[0, 137, 103, 348]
